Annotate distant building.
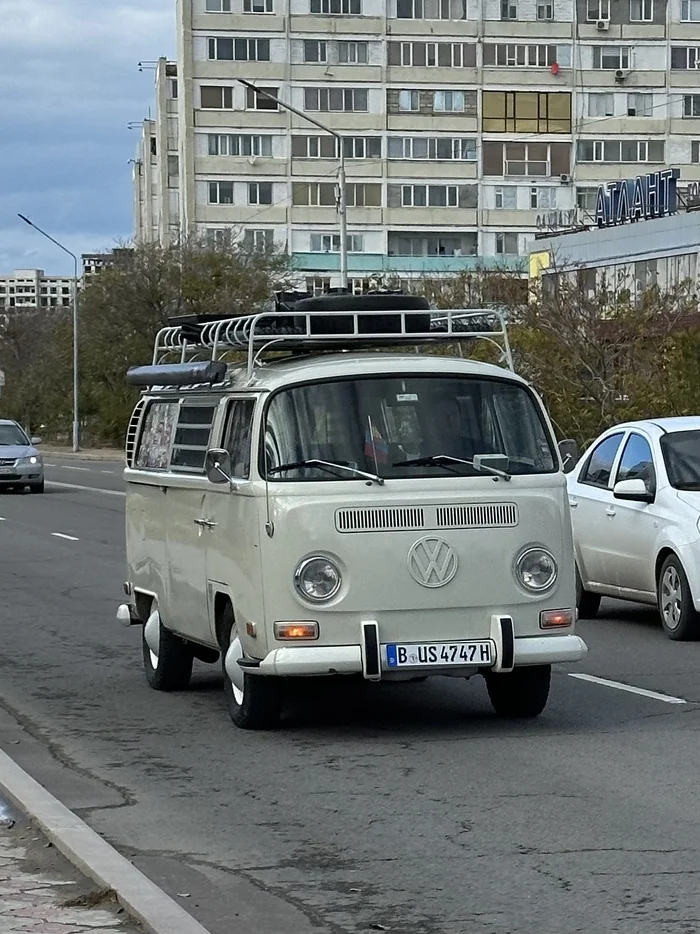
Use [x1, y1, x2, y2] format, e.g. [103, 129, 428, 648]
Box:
[0, 269, 75, 309]
[82, 249, 134, 279]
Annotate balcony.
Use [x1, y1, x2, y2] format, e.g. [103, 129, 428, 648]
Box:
[291, 252, 526, 274]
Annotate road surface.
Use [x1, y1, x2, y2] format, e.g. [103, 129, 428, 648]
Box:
[0, 455, 698, 934]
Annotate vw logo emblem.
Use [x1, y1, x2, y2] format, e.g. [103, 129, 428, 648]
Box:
[407, 537, 458, 588]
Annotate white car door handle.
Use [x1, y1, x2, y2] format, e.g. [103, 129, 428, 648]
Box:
[605, 506, 616, 517]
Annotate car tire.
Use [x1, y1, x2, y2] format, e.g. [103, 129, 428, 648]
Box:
[657, 554, 700, 641]
[484, 665, 551, 718]
[220, 603, 281, 730]
[29, 480, 45, 494]
[142, 611, 194, 691]
[576, 567, 601, 619]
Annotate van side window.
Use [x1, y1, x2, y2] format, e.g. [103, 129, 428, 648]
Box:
[223, 400, 255, 478]
[170, 404, 217, 474]
[135, 401, 179, 470]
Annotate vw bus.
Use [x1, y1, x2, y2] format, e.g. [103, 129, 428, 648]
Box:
[117, 294, 587, 729]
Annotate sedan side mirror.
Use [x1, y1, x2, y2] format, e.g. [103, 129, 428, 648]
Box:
[613, 478, 654, 503]
[558, 439, 578, 474]
[30, 436, 42, 445]
[205, 448, 234, 486]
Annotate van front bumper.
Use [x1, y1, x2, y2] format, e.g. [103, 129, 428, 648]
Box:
[235, 633, 588, 680]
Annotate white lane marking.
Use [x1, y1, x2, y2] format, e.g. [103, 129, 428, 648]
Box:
[100, 470, 115, 475]
[569, 672, 687, 705]
[61, 466, 90, 472]
[0, 517, 5, 521]
[52, 532, 80, 542]
[47, 481, 125, 498]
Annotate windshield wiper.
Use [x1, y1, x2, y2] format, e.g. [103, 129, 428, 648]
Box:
[268, 459, 384, 486]
[393, 454, 511, 481]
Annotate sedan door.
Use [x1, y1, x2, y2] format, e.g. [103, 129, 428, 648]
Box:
[569, 431, 625, 591]
[607, 432, 658, 601]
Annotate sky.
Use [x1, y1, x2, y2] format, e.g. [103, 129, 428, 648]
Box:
[0, 0, 175, 276]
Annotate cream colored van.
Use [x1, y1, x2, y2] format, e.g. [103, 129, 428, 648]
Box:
[117, 294, 587, 729]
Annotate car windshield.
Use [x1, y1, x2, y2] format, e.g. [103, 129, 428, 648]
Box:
[263, 375, 556, 481]
[661, 430, 700, 490]
[0, 423, 28, 446]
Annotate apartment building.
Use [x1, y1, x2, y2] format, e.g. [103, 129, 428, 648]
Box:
[0, 269, 75, 309]
[132, 0, 700, 292]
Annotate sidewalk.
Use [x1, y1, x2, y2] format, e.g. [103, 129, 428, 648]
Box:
[40, 446, 122, 462]
[0, 800, 141, 934]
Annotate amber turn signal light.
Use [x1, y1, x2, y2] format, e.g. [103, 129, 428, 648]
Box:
[540, 609, 574, 629]
[274, 622, 319, 641]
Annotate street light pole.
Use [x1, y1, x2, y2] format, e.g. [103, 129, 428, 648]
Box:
[18, 214, 80, 452]
[237, 79, 348, 290]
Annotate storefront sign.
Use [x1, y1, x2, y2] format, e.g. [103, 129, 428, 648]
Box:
[595, 168, 679, 228]
[536, 209, 580, 230]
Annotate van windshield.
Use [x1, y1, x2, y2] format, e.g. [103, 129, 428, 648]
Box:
[263, 375, 556, 481]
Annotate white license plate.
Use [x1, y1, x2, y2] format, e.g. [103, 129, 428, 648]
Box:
[386, 641, 493, 668]
[0, 467, 15, 475]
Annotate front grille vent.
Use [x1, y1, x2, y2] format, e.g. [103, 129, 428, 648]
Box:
[335, 506, 425, 533]
[0, 458, 16, 467]
[436, 503, 518, 529]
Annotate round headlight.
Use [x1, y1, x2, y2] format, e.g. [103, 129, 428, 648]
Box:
[515, 548, 558, 593]
[294, 556, 342, 603]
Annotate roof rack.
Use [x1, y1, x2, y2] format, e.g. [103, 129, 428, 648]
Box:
[152, 307, 513, 382]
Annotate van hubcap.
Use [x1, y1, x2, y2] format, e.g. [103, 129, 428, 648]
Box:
[144, 609, 161, 668]
[228, 628, 245, 705]
[661, 566, 682, 630]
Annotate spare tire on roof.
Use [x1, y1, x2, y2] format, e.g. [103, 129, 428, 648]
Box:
[292, 291, 431, 336]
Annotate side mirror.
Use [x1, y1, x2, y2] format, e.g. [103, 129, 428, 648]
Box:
[558, 439, 578, 474]
[205, 448, 233, 486]
[30, 437, 42, 445]
[613, 478, 654, 503]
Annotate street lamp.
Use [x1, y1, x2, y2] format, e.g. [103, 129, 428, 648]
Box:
[237, 79, 348, 290]
[18, 214, 80, 452]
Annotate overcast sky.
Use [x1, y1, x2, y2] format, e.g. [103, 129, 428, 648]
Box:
[0, 0, 175, 276]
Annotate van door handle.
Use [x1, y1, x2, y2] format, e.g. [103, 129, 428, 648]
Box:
[194, 518, 217, 529]
[568, 497, 578, 508]
[605, 506, 616, 517]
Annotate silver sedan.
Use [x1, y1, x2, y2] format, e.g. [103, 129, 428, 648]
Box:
[0, 419, 44, 493]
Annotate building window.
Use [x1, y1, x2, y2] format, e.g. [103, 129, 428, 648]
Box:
[629, 0, 653, 20]
[587, 0, 610, 18]
[484, 44, 556, 67]
[306, 276, 332, 294]
[303, 88, 368, 112]
[304, 40, 327, 63]
[501, 0, 518, 19]
[433, 90, 467, 113]
[576, 188, 598, 211]
[310, 233, 364, 252]
[309, 0, 361, 12]
[244, 0, 273, 10]
[291, 135, 381, 158]
[671, 47, 700, 69]
[482, 141, 571, 177]
[627, 93, 653, 116]
[684, 94, 700, 116]
[482, 91, 571, 133]
[208, 134, 272, 156]
[248, 181, 273, 205]
[496, 233, 519, 255]
[293, 182, 337, 206]
[530, 186, 556, 209]
[207, 37, 270, 61]
[390, 41, 476, 68]
[692, 141, 700, 162]
[338, 41, 368, 63]
[576, 139, 665, 162]
[593, 46, 630, 69]
[588, 93, 614, 117]
[388, 184, 477, 208]
[169, 79, 178, 99]
[399, 89, 420, 111]
[495, 186, 517, 208]
[537, 2, 554, 19]
[346, 184, 382, 206]
[244, 229, 274, 251]
[208, 181, 234, 204]
[206, 0, 231, 10]
[681, 0, 700, 20]
[387, 136, 476, 161]
[246, 86, 278, 109]
[201, 86, 233, 109]
[396, 0, 468, 18]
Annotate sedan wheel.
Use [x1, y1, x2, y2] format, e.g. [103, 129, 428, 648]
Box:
[658, 555, 700, 641]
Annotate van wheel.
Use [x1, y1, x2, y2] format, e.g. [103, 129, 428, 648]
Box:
[484, 665, 551, 718]
[658, 554, 700, 641]
[576, 567, 601, 619]
[142, 610, 194, 691]
[220, 604, 281, 730]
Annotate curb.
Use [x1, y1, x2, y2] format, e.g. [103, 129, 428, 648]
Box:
[41, 449, 123, 462]
[0, 748, 212, 934]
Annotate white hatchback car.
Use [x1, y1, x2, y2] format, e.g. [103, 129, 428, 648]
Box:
[567, 417, 700, 640]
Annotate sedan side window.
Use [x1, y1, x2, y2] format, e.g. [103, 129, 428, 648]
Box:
[616, 433, 656, 494]
[579, 432, 624, 488]
[223, 399, 255, 479]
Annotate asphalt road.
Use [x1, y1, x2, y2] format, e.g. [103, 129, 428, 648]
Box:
[2, 457, 700, 934]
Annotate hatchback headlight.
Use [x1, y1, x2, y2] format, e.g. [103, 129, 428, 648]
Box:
[294, 556, 342, 603]
[515, 547, 558, 593]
